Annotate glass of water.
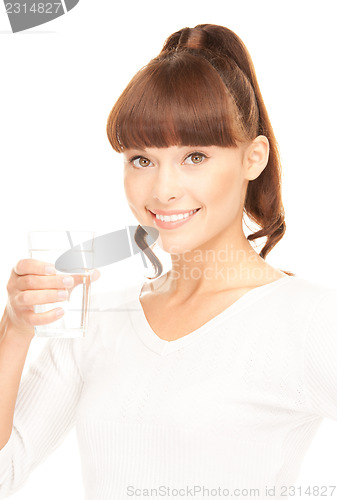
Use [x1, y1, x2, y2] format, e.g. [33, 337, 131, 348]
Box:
[27, 230, 95, 338]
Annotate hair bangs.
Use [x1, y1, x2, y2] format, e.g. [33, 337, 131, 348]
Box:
[106, 52, 243, 152]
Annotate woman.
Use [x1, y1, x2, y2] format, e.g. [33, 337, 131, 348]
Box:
[0, 24, 336, 500]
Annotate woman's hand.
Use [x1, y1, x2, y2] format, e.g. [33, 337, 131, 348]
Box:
[5, 259, 100, 337]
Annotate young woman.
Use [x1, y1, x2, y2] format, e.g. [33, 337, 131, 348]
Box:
[1, 24, 336, 500]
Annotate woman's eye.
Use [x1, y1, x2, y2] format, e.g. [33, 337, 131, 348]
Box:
[184, 152, 207, 165]
[130, 156, 153, 168]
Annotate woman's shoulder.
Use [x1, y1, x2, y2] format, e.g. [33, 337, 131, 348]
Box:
[282, 274, 337, 301]
[274, 274, 337, 327]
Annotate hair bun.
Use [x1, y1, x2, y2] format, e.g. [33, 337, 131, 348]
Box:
[160, 24, 254, 85]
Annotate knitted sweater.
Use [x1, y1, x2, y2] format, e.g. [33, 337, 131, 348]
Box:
[0, 275, 336, 499]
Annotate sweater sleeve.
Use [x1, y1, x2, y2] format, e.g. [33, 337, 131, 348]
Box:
[0, 335, 84, 498]
[303, 288, 337, 421]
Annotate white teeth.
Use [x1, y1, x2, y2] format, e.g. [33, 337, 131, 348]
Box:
[155, 209, 198, 222]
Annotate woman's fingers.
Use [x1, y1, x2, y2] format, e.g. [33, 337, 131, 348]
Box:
[5, 259, 101, 333]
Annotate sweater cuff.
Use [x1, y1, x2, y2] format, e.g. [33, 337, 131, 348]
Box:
[0, 433, 14, 483]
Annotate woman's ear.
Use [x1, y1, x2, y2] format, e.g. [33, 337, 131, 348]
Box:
[243, 135, 270, 181]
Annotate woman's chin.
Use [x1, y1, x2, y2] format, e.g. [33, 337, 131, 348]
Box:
[156, 236, 198, 255]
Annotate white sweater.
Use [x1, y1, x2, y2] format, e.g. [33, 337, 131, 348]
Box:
[0, 274, 337, 499]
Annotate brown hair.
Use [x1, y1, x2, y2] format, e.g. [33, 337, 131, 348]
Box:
[107, 24, 295, 278]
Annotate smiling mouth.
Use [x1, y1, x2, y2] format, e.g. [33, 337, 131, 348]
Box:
[147, 207, 201, 228]
[149, 208, 201, 219]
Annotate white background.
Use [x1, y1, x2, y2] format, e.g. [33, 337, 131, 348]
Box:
[0, 0, 337, 498]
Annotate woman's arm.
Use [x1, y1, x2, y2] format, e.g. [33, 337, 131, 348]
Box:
[303, 288, 337, 421]
[0, 323, 84, 498]
[0, 309, 35, 451]
[0, 257, 101, 497]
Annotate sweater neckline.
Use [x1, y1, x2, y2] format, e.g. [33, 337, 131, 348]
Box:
[128, 274, 293, 356]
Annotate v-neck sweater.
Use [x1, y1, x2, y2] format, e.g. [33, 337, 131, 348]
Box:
[0, 275, 337, 499]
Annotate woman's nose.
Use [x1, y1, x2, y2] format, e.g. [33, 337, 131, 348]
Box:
[151, 164, 183, 203]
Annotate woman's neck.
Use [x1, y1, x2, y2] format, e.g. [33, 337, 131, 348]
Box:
[165, 241, 284, 302]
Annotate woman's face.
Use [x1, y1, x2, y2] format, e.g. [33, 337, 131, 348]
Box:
[122, 144, 251, 255]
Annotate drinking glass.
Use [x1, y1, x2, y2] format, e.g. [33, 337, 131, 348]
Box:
[27, 230, 95, 338]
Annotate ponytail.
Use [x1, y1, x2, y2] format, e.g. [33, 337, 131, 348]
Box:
[159, 24, 294, 277]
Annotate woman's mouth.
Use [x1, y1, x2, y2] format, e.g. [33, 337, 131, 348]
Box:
[148, 208, 201, 229]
